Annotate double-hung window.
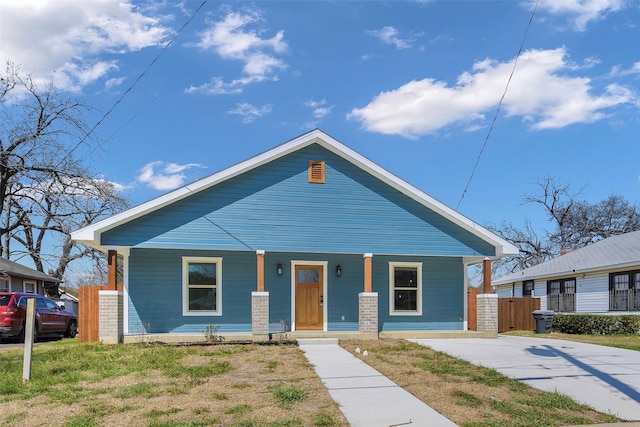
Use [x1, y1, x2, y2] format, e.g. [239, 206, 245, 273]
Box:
[610, 270, 640, 311]
[547, 278, 576, 312]
[183, 257, 222, 316]
[23, 281, 36, 293]
[389, 262, 422, 315]
[523, 280, 534, 297]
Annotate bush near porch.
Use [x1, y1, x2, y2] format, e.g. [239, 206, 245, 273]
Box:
[553, 314, 640, 335]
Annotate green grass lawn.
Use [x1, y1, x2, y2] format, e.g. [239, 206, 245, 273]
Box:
[0, 339, 347, 427]
[1, 333, 635, 427]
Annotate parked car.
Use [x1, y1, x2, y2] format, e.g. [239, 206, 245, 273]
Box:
[0, 292, 78, 343]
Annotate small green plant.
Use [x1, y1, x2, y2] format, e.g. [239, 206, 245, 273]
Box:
[312, 413, 338, 426]
[133, 321, 154, 344]
[265, 360, 278, 373]
[451, 390, 482, 408]
[212, 391, 228, 400]
[114, 382, 161, 399]
[224, 404, 251, 415]
[269, 383, 308, 405]
[203, 323, 225, 343]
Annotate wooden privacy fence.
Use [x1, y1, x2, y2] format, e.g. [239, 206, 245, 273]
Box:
[498, 297, 540, 333]
[78, 285, 122, 343]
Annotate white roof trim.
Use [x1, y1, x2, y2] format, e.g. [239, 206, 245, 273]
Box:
[72, 129, 518, 256]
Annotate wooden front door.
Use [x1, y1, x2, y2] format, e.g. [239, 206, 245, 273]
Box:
[295, 265, 324, 330]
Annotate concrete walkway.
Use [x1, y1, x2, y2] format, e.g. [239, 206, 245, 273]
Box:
[298, 338, 457, 427]
[412, 336, 640, 421]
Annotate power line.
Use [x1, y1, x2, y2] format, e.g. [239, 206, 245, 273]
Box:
[456, 0, 539, 210]
[61, 0, 209, 163]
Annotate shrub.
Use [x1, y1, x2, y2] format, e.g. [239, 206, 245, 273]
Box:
[552, 314, 640, 335]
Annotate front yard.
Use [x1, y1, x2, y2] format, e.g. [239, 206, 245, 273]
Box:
[0, 340, 346, 427]
[0, 335, 631, 426]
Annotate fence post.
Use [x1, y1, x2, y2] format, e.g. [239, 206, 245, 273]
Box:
[477, 294, 498, 333]
[22, 298, 36, 382]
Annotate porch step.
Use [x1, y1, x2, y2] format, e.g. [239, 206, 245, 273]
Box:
[296, 338, 339, 345]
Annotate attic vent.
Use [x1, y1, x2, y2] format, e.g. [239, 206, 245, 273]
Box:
[308, 160, 325, 184]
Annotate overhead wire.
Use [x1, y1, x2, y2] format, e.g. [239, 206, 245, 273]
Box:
[456, 0, 539, 210]
[61, 0, 209, 164]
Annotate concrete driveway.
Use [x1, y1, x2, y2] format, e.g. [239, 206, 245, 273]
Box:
[412, 336, 640, 421]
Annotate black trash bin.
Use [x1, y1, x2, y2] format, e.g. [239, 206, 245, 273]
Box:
[532, 310, 554, 334]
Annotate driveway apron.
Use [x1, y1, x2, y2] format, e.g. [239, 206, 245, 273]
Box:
[412, 336, 640, 421]
[298, 338, 458, 427]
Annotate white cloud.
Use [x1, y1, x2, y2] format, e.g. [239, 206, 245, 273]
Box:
[305, 99, 335, 119]
[105, 76, 127, 92]
[0, 0, 171, 91]
[367, 26, 414, 49]
[228, 103, 272, 123]
[348, 48, 636, 138]
[531, 0, 624, 31]
[302, 99, 334, 128]
[188, 8, 287, 95]
[137, 161, 206, 190]
[361, 53, 380, 61]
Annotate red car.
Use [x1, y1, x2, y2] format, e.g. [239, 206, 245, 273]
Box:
[0, 292, 78, 343]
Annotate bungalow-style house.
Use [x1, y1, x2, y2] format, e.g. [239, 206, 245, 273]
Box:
[0, 257, 61, 296]
[72, 130, 517, 341]
[493, 230, 640, 314]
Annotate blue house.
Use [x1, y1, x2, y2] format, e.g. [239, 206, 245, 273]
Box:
[72, 130, 517, 341]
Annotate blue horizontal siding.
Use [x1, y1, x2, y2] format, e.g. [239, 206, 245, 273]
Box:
[328, 322, 359, 332]
[264, 252, 362, 331]
[127, 248, 256, 334]
[375, 255, 465, 330]
[125, 249, 465, 334]
[104, 144, 494, 257]
[382, 322, 463, 331]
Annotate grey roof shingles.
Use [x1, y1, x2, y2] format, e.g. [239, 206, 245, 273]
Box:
[493, 230, 640, 285]
[0, 257, 61, 283]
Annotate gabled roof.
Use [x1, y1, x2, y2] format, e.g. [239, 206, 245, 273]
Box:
[493, 230, 640, 285]
[0, 257, 61, 283]
[72, 129, 518, 257]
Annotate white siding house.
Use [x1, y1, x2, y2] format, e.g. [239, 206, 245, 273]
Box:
[493, 230, 640, 314]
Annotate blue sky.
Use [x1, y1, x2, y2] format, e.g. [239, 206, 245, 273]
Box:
[1, 0, 639, 235]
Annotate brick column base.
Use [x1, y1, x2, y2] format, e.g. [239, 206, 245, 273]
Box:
[252, 292, 269, 342]
[477, 294, 498, 333]
[99, 290, 123, 344]
[359, 292, 379, 338]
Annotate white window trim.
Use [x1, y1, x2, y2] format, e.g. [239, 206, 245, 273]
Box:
[182, 256, 222, 317]
[23, 280, 37, 294]
[389, 262, 423, 316]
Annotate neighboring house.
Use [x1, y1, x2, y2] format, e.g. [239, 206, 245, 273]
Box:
[72, 129, 517, 339]
[0, 257, 61, 296]
[493, 230, 640, 314]
[57, 288, 80, 315]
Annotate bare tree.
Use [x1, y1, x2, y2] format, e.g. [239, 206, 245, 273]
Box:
[10, 176, 128, 281]
[562, 195, 640, 248]
[489, 219, 554, 274]
[491, 176, 640, 276]
[523, 176, 585, 251]
[0, 62, 129, 282]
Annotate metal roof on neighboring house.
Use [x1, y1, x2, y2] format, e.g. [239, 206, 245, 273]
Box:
[493, 230, 640, 285]
[0, 257, 61, 283]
